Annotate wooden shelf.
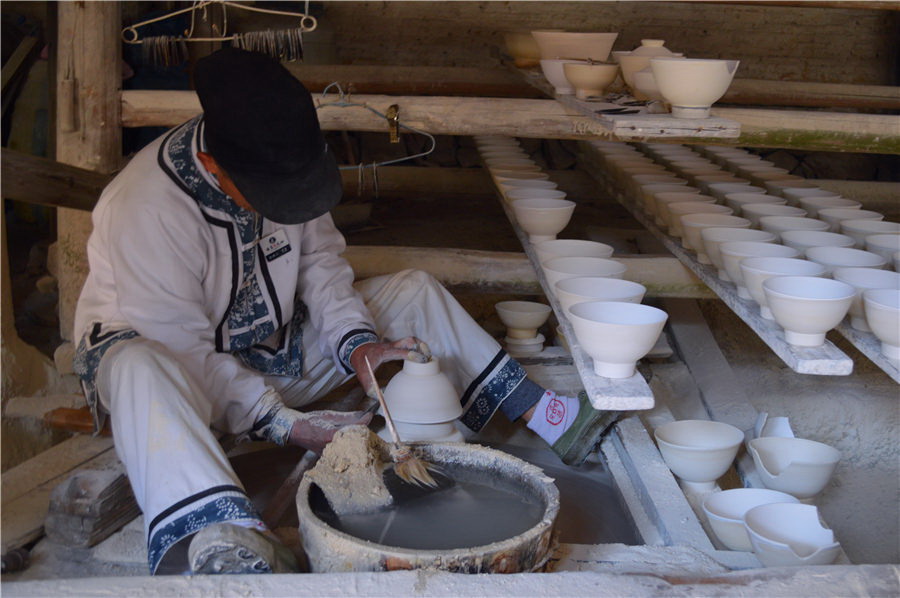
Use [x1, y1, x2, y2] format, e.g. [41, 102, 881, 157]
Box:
[579, 143, 855, 377]
[480, 152, 655, 411]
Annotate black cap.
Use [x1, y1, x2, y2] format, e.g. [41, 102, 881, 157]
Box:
[194, 47, 342, 224]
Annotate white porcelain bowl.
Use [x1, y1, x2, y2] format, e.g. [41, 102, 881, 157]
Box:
[531, 31, 619, 61]
[701, 228, 777, 281]
[840, 219, 900, 248]
[763, 276, 855, 346]
[642, 184, 702, 217]
[553, 276, 646, 314]
[650, 57, 739, 118]
[568, 301, 668, 378]
[806, 246, 888, 275]
[563, 62, 619, 99]
[533, 239, 615, 264]
[779, 230, 855, 254]
[744, 503, 841, 567]
[702, 488, 800, 552]
[796, 196, 861, 218]
[758, 215, 829, 239]
[540, 58, 586, 94]
[747, 436, 841, 499]
[654, 193, 715, 228]
[511, 198, 577, 243]
[653, 420, 743, 491]
[723, 192, 785, 213]
[542, 256, 626, 289]
[866, 234, 900, 263]
[720, 242, 800, 299]
[818, 208, 883, 233]
[668, 203, 733, 238]
[495, 301, 552, 339]
[739, 204, 807, 227]
[864, 288, 900, 362]
[833, 267, 900, 332]
[505, 187, 567, 204]
[681, 214, 752, 263]
[741, 258, 828, 320]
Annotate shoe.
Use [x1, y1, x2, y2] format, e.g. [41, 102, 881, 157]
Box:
[551, 391, 622, 465]
[188, 522, 298, 574]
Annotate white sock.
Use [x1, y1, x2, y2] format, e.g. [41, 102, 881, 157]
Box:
[526, 391, 580, 446]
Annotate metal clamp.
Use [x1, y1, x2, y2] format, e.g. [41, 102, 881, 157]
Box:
[386, 104, 400, 143]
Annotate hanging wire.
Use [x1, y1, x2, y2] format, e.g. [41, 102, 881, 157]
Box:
[316, 82, 436, 171]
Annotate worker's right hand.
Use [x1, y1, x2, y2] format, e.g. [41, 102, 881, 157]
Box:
[349, 337, 432, 399]
[287, 409, 373, 454]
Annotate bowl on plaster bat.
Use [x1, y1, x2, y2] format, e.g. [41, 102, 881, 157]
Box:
[653, 419, 744, 492]
[495, 300, 552, 340]
[650, 57, 739, 119]
[680, 213, 752, 263]
[833, 267, 900, 332]
[702, 488, 800, 552]
[542, 256, 627, 290]
[722, 192, 785, 214]
[806, 246, 888, 276]
[740, 204, 808, 228]
[747, 436, 841, 500]
[642, 185, 702, 221]
[758, 216, 829, 240]
[669, 202, 733, 240]
[816, 208, 882, 233]
[553, 277, 646, 315]
[533, 239, 615, 264]
[719, 241, 801, 300]
[700, 227, 776, 281]
[763, 276, 855, 347]
[796, 197, 861, 218]
[568, 301, 668, 378]
[866, 234, 900, 264]
[864, 288, 900, 362]
[740, 257, 828, 320]
[744, 503, 841, 567]
[531, 30, 619, 62]
[779, 230, 855, 254]
[510, 197, 576, 243]
[563, 61, 619, 99]
[839, 219, 900, 248]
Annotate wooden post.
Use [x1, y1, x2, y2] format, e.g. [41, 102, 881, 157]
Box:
[54, 2, 121, 344]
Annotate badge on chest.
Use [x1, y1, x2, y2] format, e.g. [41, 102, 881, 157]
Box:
[260, 229, 292, 262]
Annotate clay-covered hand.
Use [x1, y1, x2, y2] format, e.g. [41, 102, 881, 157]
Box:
[350, 337, 432, 398]
[287, 410, 373, 454]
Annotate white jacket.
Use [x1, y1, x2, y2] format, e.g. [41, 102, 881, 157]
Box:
[73, 117, 376, 432]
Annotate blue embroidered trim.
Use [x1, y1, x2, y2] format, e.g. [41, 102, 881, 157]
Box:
[338, 330, 379, 373]
[459, 351, 529, 432]
[73, 325, 140, 425]
[147, 488, 263, 574]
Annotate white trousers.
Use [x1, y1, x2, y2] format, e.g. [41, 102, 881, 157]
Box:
[95, 270, 534, 572]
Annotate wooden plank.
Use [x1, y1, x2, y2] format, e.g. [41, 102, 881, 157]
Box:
[1, 35, 38, 93]
[580, 143, 855, 376]
[0, 148, 108, 212]
[482, 154, 655, 411]
[722, 79, 900, 111]
[835, 322, 900, 383]
[119, 90, 900, 154]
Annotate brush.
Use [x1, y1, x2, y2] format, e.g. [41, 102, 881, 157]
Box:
[364, 355, 437, 488]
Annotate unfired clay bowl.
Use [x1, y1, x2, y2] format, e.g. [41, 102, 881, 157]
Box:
[654, 419, 743, 491]
[495, 300, 552, 339]
[617, 39, 682, 93]
[700, 228, 777, 281]
[553, 277, 646, 314]
[724, 193, 786, 214]
[499, 178, 559, 193]
[539, 58, 584, 94]
[493, 170, 550, 182]
[531, 31, 619, 61]
[744, 503, 841, 567]
[764, 179, 818, 197]
[720, 242, 801, 299]
[747, 437, 841, 499]
[864, 288, 900, 362]
[702, 488, 800, 552]
[832, 267, 900, 332]
[740, 204, 807, 227]
[779, 230, 855, 254]
[669, 203, 733, 238]
[840, 219, 900, 248]
[382, 357, 463, 425]
[696, 174, 749, 195]
[797, 197, 861, 218]
[504, 31, 543, 68]
[567, 301, 668, 378]
[866, 234, 900, 263]
[504, 187, 567, 204]
[758, 216, 829, 239]
[650, 57, 739, 118]
[681, 213, 752, 263]
[707, 182, 764, 203]
[563, 62, 619, 99]
[485, 157, 539, 170]
[806, 246, 888, 275]
[642, 184, 702, 217]
[781, 187, 841, 205]
[511, 198, 576, 243]
[818, 208, 883, 233]
[763, 276, 855, 347]
[533, 239, 615, 264]
[653, 192, 713, 227]
[631, 67, 665, 102]
[542, 256, 626, 289]
[741, 257, 828, 319]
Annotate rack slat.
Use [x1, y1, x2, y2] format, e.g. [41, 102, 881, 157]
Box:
[835, 323, 900, 383]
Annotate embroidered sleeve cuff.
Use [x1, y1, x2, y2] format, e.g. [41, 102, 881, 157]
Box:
[338, 329, 379, 373]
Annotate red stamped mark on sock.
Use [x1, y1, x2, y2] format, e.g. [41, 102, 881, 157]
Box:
[546, 397, 566, 426]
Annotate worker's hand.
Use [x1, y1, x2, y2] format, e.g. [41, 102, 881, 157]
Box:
[350, 337, 432, 399]
[288, 410, 373, 454]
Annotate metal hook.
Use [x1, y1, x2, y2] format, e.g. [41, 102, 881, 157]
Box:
[386, 104, 400, 144]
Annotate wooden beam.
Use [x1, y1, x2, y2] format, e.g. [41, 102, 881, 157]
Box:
[120, 90, 900, 154]
[1, 148, 109, 211]
[722, 80, 900, 111]
[696, 0, 900, 9]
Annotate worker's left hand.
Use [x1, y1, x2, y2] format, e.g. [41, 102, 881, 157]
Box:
[350, 337, 432, 399]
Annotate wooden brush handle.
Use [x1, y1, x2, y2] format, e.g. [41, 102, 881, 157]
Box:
[364, 356, 402, 445]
